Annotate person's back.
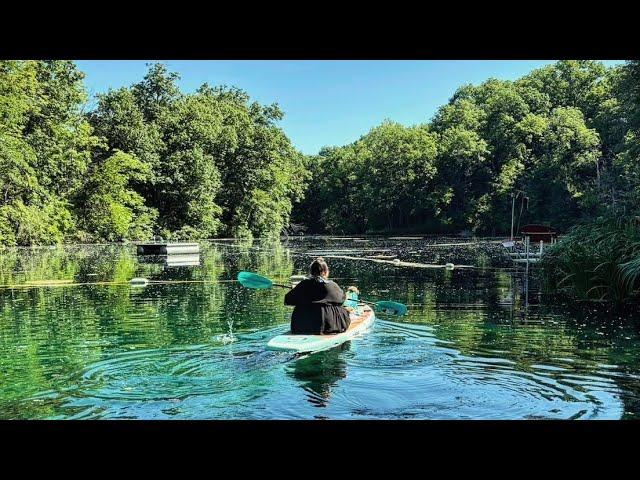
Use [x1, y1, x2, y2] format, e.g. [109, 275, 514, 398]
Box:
[284, 257, 353, 335]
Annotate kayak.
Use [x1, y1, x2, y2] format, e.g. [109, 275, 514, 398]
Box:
[267, 304, 375, 354]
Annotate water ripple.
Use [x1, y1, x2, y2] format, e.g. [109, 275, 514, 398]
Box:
[3, 238, 637, 419]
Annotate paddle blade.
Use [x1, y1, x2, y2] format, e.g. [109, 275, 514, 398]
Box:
[374, 301, 407, 316]
[237, 271, 273, 289]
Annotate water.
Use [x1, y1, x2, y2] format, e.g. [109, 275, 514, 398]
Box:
[1, 237, 639, 419]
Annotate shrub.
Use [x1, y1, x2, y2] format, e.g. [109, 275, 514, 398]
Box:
[540, 216, 640, 304]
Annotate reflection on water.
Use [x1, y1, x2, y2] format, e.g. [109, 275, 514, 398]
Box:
[0, 237, 639, 419]
[288, 344, 350, 409]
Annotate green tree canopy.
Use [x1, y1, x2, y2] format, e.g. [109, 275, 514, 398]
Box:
[1, 60, 639, 245]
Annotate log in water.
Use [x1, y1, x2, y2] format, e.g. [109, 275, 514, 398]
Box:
[305, 253, 474, 269]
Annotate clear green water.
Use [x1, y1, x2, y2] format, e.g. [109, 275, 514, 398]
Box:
[1, 238, 639, 419]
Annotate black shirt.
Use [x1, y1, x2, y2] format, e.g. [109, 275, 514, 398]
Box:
[284, 276, 351, 334]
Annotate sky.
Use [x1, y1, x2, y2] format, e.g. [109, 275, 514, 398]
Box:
[75, 60, 624, 155]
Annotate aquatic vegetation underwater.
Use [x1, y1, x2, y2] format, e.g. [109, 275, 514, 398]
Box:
[1, 238, 640, 419]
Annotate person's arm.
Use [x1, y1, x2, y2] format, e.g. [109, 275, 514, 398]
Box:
[284, 280, 308, 306]
[323, 281, 347, 304]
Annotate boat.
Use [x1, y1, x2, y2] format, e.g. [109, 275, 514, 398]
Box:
[266, 303, 375, 354]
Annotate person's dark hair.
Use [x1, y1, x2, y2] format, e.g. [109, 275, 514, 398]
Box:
[310, 257, 329, 277]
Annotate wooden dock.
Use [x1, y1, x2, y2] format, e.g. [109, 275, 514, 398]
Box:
[502, 238, 545, 266]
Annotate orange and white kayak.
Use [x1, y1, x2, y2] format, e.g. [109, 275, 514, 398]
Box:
[266, 304, 375, 354]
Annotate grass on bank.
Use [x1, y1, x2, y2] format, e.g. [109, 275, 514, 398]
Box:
[540, 217, 640, 305]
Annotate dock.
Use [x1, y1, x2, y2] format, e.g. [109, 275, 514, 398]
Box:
[138, 253, 201, 267]
[502, 237, 546, 267]
[136, 242, 200, 255]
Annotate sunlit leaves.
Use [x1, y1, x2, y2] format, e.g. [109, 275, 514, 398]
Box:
[88, 64, 307, 240]
[0, 60, 98, 246]
[78, 151, 157, 242]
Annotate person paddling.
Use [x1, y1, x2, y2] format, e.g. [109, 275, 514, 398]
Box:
[284, 257, 359, 335]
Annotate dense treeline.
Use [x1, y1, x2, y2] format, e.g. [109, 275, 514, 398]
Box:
[537, 61, 640, 304]
[293, 60, 640, 236]
[0, 61, 307, 246]
[1, 60, 639, 248]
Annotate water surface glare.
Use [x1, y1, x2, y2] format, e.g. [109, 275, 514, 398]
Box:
[1, 238, 639, 419]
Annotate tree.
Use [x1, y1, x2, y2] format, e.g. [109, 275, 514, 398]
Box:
[434, 126, 490, 231]
[294, 122, 438, 233]
[2, 59, 639, 246]
[87, 64, 306, 240]
[359, 121, 438, 231]
[0, 60, 96, 246]
[77, 151, 157, 242]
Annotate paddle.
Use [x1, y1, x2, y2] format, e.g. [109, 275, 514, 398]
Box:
[237, 271, 407, 316]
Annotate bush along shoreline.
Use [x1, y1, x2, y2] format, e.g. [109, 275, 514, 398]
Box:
[539, 217, 640, 306]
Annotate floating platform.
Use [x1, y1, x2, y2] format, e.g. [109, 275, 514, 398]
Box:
[138, 254, 201, 267]
[513, 258, 540, 264]
[136, 242, 200, 255]
[508, 252, 542, 258]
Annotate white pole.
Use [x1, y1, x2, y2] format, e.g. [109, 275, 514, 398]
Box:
[510, 194, 515, 241]
[525, 236, 530, 308]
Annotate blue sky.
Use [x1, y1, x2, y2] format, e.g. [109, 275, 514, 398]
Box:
[76, 60, 624, 155]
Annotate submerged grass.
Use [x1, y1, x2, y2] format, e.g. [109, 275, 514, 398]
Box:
[540, 217, 640, 305]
